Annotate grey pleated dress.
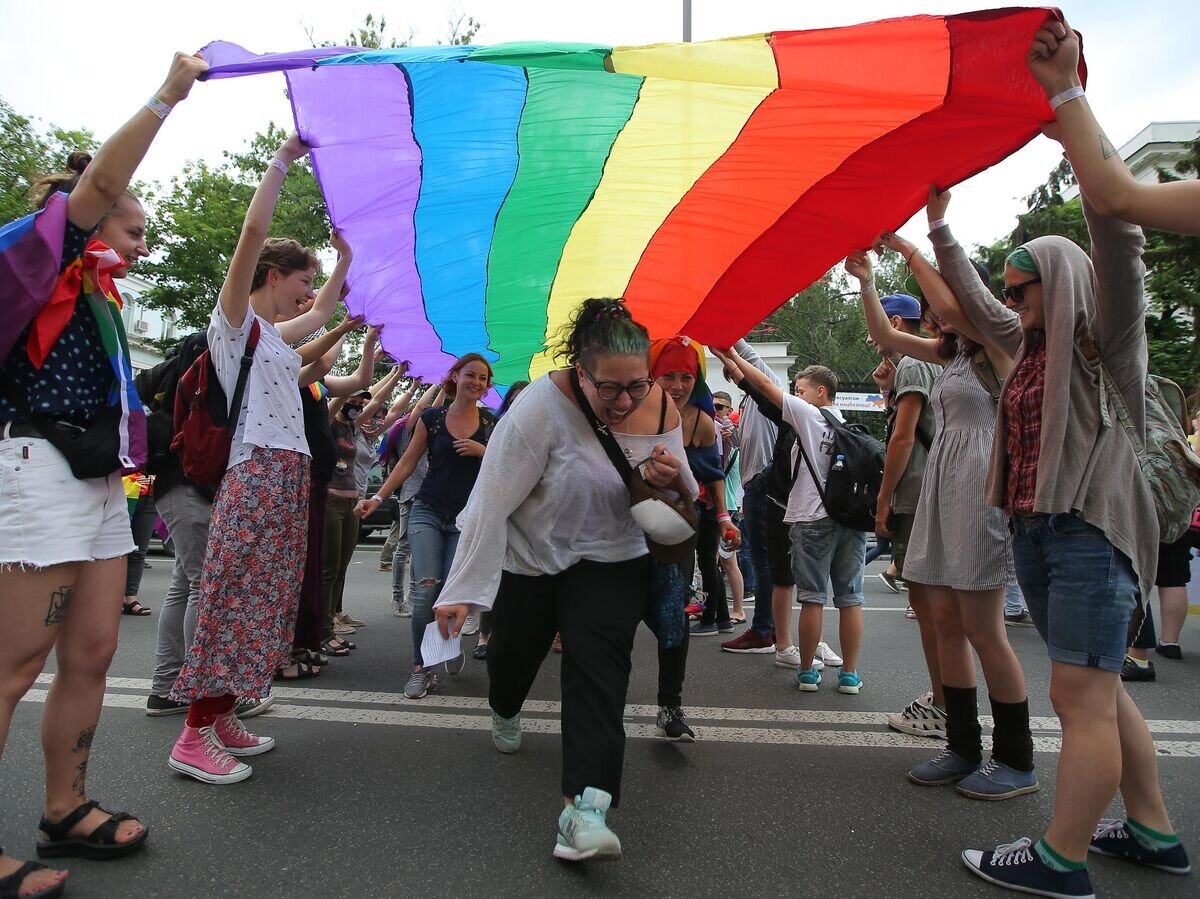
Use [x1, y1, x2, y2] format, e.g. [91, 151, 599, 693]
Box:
[904, 350, 1012, 590]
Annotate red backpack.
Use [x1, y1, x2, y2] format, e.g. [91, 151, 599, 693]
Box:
[170, 320, 261, 489]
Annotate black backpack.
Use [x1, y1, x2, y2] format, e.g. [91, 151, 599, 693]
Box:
[135, 331, 209, 476]
[792, 409, 886, 532]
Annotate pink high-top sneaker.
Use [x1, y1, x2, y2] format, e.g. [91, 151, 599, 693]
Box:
[213, 711, 275, 757]
[169, 724, 252, 784]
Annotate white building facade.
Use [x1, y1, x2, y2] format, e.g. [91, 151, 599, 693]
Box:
[114, 272, 177, 371]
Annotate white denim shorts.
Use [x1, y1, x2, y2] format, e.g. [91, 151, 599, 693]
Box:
[0, 429, 134, 569]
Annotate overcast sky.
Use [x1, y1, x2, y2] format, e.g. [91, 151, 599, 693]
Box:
[1, 1, 1196, 255]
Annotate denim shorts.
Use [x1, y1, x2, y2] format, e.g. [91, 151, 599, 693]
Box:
[1011, 513, 1139, 674]
[789, 517, 866, 608]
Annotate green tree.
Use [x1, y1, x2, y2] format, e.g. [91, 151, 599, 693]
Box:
[0, 96, 97, 224]
[976, 144, 1200, 395]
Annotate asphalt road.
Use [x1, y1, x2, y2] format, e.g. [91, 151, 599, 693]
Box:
[4, 541, 1199, 899]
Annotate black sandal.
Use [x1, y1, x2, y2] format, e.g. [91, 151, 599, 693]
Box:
[121, 600, 152, 616]
[320, 639, 351, 657]
[275, 661, 321, 681]
[36, 800, 148, 860]
[0, 851, 65, 899]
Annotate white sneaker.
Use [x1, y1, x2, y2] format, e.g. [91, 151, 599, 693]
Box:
[815, 641, 842, 667]
[461, 615, 479, 636]
[397, 601, 413, 618]
[775, 645, 822, 670]
[886, 691, 948, 739]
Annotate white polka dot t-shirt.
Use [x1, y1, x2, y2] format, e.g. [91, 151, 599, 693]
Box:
[208, 303, 310, 468]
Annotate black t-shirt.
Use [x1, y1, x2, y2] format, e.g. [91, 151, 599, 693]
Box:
[301, 387, 336, 484]
[414, 406, 492, 518]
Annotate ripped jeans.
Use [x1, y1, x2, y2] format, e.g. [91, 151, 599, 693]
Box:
[408, 499, 462, 668]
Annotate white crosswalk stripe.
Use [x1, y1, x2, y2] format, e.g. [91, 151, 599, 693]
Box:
[26, 675, 1200, 757]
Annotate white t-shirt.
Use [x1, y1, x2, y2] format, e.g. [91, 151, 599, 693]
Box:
[781, 394, 844, 524]
[208, 304, 310, 468]
[435, 375, 699, 612]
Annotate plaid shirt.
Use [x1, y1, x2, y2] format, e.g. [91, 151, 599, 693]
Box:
[1003, 340, 1046, 516]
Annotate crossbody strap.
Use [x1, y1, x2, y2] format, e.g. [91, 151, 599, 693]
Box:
[792, 431, 829, 508]
[227, 319, 261, 424]
[569, 370, 634, 486]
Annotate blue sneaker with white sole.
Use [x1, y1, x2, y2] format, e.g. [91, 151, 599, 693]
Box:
[907, 748, 980, 786]
[956, 758, 1040, 801]
[1089, 819, 1191, 874]
[963, 837, 1094, 898]
[837, 670, 863, 694]
[795, 668, 821, 692]
[554, 787, 622, 862]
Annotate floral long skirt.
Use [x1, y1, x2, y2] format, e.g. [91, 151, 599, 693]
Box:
[171, 449, 309, 702]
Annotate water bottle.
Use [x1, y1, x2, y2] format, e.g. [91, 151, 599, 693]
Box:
[718, 530, 737, 558]
[831, 454, 846, 472]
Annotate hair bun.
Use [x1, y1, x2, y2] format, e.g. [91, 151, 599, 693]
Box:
[66, 151, 93, 174]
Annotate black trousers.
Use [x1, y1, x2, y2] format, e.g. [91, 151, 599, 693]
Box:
[488, 555, 650, 806]
[693, 503, 729, 626]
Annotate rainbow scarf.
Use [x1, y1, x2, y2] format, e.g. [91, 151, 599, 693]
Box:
[0, 193, 145, 470]
[650, 336, 714, 417]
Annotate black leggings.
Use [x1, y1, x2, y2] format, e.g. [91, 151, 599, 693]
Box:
[692, 503, 729, 626]
[488, 555, 650, 806]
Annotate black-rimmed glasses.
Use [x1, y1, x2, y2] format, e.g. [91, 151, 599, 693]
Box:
[1002, 277, 1041, 304]
[581, 367, 653, 401]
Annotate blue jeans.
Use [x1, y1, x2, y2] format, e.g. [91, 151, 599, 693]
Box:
[789, 517, 867, 608]
[740, 477, 776, 636]
[1011, 513, 1138, 673]
[408, 500, 462, 667]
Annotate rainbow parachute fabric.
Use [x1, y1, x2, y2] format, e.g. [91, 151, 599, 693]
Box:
[201, 7, 1076, 388]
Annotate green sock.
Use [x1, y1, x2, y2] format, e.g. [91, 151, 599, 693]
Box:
[1035, 839, 1087, 872]
[1127, 817, 1180, 850]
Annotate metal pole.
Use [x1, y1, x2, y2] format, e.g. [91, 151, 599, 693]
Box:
[683, 0, 692, 42]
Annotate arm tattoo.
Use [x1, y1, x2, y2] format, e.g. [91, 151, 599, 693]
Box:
[72, 726, 96, 754]
[1100, 133, 1118, 161]
[44, 586, 72, 626]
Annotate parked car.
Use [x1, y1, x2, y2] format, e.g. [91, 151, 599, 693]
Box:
[360, 461, 397, 540]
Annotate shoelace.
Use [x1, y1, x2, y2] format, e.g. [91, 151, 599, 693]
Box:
[1093, 819, 1127, 841]
[976, 758, 1002, 779]
[662, 707, 684, 725]
[991, 837, 1035, 867]
[221, 714, 252, 743]
[200, 726, 235, 768]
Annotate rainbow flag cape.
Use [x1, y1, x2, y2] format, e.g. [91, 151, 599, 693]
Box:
[200, 8, 1079, 391]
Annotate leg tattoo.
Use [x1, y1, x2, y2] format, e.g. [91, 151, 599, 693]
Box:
[71, 758, 88, 797]
[44, 586, 72, 626]
[72, 726, 96, 754]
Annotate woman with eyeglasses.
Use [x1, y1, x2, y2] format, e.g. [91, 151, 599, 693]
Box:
[921, 184, 1190, 893]
[355, 352, 496, 700]
[433, 298, 697, 862]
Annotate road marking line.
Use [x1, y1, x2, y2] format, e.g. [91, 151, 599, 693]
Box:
[18, 688, 1200, 757]
[28, 675, 1200, 740]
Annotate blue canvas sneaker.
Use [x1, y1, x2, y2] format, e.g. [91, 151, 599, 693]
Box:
[907, 748, 980, 786]
[963, 837, 1094, 898]
[956, 758, 1040, 801]
[1089, 819, 1191, 874]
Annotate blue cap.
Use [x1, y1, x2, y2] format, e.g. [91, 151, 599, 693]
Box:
[881, 293, 922, 322]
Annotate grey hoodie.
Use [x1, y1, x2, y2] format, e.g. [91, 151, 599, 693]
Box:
[931, 198, 1156, 598]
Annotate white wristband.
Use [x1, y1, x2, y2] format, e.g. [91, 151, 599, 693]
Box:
[145, 97, 172, 120]
[371, 493, 385, 504]
[927, 218, 947, 231]
[1048, 86, 1085, 111]
[269, 158, 290, 176]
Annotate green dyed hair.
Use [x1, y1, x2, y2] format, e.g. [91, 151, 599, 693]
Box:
[554, 298, 651, 367]
[1006, 246, 1039, 275]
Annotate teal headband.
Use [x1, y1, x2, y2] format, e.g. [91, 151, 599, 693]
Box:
[1006, 246, 1039, 275]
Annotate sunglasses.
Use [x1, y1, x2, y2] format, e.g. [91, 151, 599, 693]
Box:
[713, 403, 730, 411]
[1002, 277, 1041, 304]
[581, 366, 654, 401]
